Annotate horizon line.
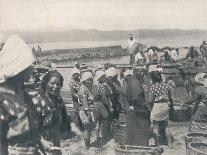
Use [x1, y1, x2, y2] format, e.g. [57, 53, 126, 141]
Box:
[2, 28, 207, 33]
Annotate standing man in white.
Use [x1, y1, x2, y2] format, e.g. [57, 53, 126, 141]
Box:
[127, 34, 137, 64]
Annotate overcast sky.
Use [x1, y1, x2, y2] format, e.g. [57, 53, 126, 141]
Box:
[1, 0, 207, 32]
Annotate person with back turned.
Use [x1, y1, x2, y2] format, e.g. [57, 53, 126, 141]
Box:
[0, 35, 40, 155]
[124, 69, 150, 146]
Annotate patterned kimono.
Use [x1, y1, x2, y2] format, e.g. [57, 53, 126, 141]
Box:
[0, 87, 40, 155]
[93, 83, 110, 121]
[69, 79, 80, 111]
[149, 82, 172, 121]
[78, 84, 94, 125]
[32, 94, 70, 147]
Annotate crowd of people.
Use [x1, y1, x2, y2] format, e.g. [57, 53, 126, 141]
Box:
[127, 34, 207, 68]
[0, 34, 207, 155]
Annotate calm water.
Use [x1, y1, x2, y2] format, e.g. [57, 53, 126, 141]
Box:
[29, 38, 202, 51]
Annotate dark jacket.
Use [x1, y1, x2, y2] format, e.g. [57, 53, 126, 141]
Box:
[125, 76, 148, 112]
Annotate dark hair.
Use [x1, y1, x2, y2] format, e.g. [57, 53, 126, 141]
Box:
[40, 70, 64, 94]
[4, 67, 32, 88]
[150, 71, 162, 83]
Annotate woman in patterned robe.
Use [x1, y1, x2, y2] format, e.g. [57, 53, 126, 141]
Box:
[148, 71, 173, 146]
[32, 70, 71, 154]
[78, 71, 94, 149]
[0, 35, 40, 155]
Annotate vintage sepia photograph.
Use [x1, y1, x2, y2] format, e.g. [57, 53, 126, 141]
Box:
[1, 0, 207, 154]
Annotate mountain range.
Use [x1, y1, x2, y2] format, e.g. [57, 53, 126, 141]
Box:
[2, 29, 207, 43]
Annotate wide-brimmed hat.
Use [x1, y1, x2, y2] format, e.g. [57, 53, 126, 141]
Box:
[71, 68, 80, 76]
[80, 71, 93, 83]
[194, 73, 207, 86]
[105, 67, 118, 77]
[129, 34, 133, 38]
[0, 35, 35, 83]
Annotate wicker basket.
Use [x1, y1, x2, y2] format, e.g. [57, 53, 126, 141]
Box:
[185, 133, 207, 151]
[112, 122, 127, 144]
[115, 144, 163, 155]
[9, 145, 38, 155]
[187, 142, 207, 155]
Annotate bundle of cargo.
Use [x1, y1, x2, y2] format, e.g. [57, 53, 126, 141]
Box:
[187, 142, 207, 155]
[185, 132, 207, 151]
[115, 144, 163, 155]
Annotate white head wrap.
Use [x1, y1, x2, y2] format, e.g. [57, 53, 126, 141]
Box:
[105, 67, 118, 77]
[95, 70, 105, 81]
[0, 35, 35, 83]
[71, 68, 80, 76]
[124, 69, 133, 77]
[194, 73, 207, 86]
[80, 71, 93, 83]
[148, 65, 162, 73]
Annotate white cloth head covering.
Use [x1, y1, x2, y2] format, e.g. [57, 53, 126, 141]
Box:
[75, 61, 79, 65]
[0, 35, 35, 83]
[80, 71, 93, 83]
[148, 65, 162, 73]
[194, 73, 207, 86]
[105, 67, 118, 77]
[71, 68, 80, 76]
[124, 69, 133, 77]
[95, 70, 105, 81]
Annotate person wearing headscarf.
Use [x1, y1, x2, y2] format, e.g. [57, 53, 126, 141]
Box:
[78, 71, 94, 149]
[93, 70, 113, 145]
[183, 73, 207, 133]
[69, 68, 83, 134]
[74, 61, 80, 70]
[33, 70, 71, 154]
[148, 71, 173, 147]
[124, 69, 150, 146]
[0, 35, 40, 155]
[105, 67, 122, 120]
